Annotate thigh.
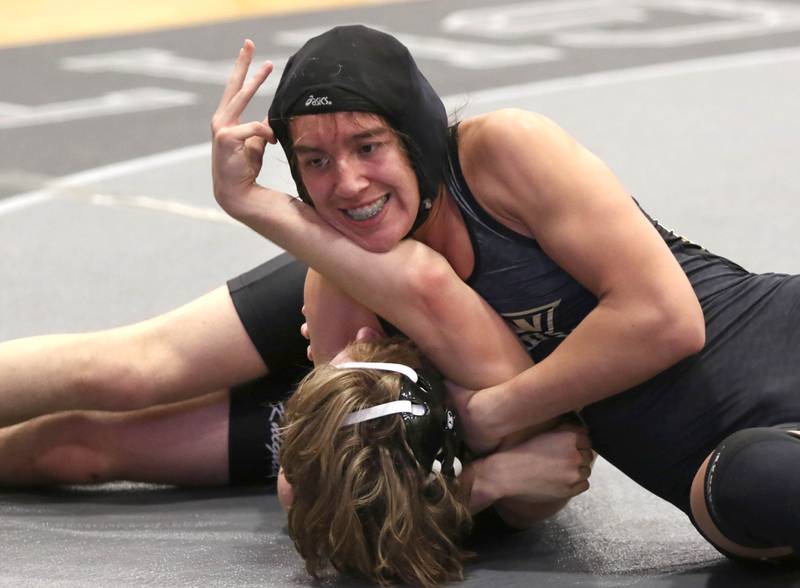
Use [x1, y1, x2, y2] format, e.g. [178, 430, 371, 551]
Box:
[123, 285, 266, 401]
[116, 253, 308, 407]
[226, 253, 309, 376]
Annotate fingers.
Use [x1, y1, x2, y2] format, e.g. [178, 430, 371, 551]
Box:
[564, 462, 592, 498]
[214, 39, 274, 130]
[554, 423, 592, 450]
[575, 430, 592, 451]
[300, 307, 309, 339]
[262, 112, 278, 144]
[218, 40, 255, 111]
[355, 326, 381, 342]
[224, 60, 273, 124]
[569, 479, 591, 497]
[551, 426, 594, 486]
[217, 121, 272, 144]
[300, 322, 313, 361]
[299, 308, 313, 360]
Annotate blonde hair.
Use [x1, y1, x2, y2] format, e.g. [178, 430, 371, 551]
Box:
[280, 338, 473, 586]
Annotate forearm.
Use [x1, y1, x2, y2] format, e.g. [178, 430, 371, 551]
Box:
[233, 188, 532, 390]
[232, 188, 398, 297]
[481, 295, 704, 437]
[231, 189, 440, 339]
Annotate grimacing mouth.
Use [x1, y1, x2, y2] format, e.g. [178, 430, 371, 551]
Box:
[343, 194, 389, 221]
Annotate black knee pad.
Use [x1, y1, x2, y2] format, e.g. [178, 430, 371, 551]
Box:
[705, 426, 800, 551]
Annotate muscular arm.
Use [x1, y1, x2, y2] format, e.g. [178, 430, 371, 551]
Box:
[215, 44, 581, 525]
[212, 41, 535, 393]
[235, 189, 535, 392]
[213, 41, 536, 390]
[303, 269, 583, 526]
[457, 109, 705, 440]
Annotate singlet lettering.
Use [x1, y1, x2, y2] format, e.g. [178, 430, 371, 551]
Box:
[502, 299, 568, 351]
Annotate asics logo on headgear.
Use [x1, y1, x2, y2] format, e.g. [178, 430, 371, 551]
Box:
[305, 95, 333, 107]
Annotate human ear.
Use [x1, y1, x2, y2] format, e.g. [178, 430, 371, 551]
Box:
[277, 468, 294, 512]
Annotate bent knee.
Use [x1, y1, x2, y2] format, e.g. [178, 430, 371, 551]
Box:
[32, 413, 118, 485]
[691, 427, 799, 561]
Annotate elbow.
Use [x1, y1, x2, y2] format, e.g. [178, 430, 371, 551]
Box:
[656, 300, 706, 363]
[400, 243, 459, 319]
[685, 313, 707, 355]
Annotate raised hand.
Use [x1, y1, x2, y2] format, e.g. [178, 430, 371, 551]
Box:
[211, 39, 275, 219]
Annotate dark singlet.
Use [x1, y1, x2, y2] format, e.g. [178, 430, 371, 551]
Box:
[445, 124, 800, 515]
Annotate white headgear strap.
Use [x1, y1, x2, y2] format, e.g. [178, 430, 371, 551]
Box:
[334, 360, 462, 479]
[336, 362, 425, 427]
[336, 362, 418, 382]
[342, 400, 427, 426]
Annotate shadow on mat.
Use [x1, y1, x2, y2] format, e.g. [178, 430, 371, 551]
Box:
[469, 521, 800, 587]
[672, 558, 800, 588]
[0, 482, 274, 507]
[5, 486, 798, 587]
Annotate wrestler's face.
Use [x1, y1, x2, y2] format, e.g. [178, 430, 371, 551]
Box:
[290, 112, 420, 252]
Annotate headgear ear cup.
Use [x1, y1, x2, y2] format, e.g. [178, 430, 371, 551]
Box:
[400, 366, 463, 477]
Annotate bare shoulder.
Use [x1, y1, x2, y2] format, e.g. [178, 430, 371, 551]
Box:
[461, 108, 551, 137]
[459, 109, 569, 164]
[456, 109, 578, 234]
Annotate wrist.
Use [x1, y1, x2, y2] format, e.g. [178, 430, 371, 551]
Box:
[213, 184, 252, 223]
[465, 456, 502, 514]
[476, 384, 514, 442]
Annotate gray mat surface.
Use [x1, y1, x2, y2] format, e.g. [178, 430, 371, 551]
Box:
[3, 1, 800, 586]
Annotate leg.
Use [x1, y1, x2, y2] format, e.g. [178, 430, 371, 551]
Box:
[0, 287, 265, 427]
[0, 391, 231, 487]
[689, 427, 800, 561]
[0, 253, 308, 427]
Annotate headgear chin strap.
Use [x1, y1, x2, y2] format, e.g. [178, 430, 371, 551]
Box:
[336, 361, 463, 478]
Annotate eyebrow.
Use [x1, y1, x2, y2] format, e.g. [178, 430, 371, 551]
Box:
[292, 127, 391, 153]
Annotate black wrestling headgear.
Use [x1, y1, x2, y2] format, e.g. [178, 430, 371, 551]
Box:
[337, 361, 463, 478]
[268, 25, 448, 234]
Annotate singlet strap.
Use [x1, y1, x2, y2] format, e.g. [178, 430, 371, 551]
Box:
[445, 124, 538, 245]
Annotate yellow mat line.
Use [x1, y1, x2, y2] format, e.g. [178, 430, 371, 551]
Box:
[1, 0, 399, 49]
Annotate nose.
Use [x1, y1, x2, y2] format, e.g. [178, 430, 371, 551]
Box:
[334, 157, 369, 198]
